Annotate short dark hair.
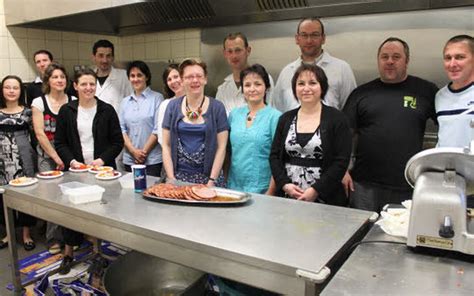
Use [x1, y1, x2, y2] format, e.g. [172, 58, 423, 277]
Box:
[291, 64, 329, 101]
[378, 37, 410, 60]
[1, 75, 25, 108]
[297, 18, 325, 36]
[178, 59, 207, 77]
[223, 32, 249, 49]
[239, 64, 271, 105]
[127, 60, 151, 87]
[92, 39, 114, 56]
[33, 49, 53, 62]
[42, 63, 68, 94]
[162, 63, 180, 98]
[73, 67, 97, 83]
[445, 34, 474, 54]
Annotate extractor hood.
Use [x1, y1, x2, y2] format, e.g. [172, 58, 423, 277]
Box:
[5, 0, 474, 36]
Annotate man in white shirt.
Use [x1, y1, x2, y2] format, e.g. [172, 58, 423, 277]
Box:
[92, 39, 132, 113]
[435, 34, 474, 148]
[273, 18, 356, 112]
[215, 32, 274, 114]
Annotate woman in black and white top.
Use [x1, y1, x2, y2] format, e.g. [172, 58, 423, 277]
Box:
[269, 64, 351, 206]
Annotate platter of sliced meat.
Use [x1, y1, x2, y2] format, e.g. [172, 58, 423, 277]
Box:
[143, 183, 250, 205]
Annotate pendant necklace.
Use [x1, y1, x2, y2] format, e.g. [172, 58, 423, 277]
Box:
[246, 112, 255, 121]
[185, 96, 205, 120]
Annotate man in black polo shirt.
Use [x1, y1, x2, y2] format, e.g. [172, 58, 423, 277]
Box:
[343, 37, 438, 212]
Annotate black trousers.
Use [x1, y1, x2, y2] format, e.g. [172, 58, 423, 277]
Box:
[0, 194, 37, 228]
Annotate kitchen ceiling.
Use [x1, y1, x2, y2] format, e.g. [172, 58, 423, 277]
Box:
[5, 0, 474, 35]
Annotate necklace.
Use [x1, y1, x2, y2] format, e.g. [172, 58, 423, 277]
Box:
[185, 96, 205, 120]
[246, 112, 256, 121]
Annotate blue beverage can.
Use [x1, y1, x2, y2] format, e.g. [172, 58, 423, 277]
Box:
[132, 165, 147, 192]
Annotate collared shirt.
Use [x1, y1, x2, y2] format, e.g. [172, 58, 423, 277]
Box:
[436, 82, 474, 148]
[95, 66, 133, 113]
[215, 73, 275, 115]
[273, 51, 357, 112]
[119, 87, 164, 165]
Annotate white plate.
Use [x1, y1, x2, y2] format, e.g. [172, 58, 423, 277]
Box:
[69, 167, 90, 173]
[9, 177, 38, 187]
[95, 171, 122, 180]
[88, 166, 114, 174]
[36, 170, 64, 179]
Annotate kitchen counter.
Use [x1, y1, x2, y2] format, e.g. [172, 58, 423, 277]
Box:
[321, 224, 474, 295]
[3, 173, 375, 295]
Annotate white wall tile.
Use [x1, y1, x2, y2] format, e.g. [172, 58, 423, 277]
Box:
[0, 36, 8, 59]
[120, 44, 133, 61]
[62, 41, 78, 59]
[145, 42, 158, 60]
[8, 37, 28, 59]
[185, 38, 200, 57]
[27, 28, 45, 40]
[133, 34, 145, 43]
[0, 15, 7, 37]
[8, 27, 27, 39]
[169, 29, 185, 40]
[78, 42, 91, 60]
[45, 39, 63, 60]
[77, 33, 93, 43]
[156, 31, 171, 41]
[157, 40, 171, 59]
[27, 38, 46, 59]
[185, 28, 200, 39]
[9, 58, 32, 80]
[144, 33, 156, 43]
[171, 39, 185, 59]
[132, 43, 145, 59]
[62, 32, 78, 41]
[0, 58, 10, 78]
[45, 30, 62, 41]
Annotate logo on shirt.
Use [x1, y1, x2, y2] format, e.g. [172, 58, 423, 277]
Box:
[403, 96, 417, 109]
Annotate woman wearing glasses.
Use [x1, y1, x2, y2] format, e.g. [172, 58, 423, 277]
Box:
[162, 59, 228, 186]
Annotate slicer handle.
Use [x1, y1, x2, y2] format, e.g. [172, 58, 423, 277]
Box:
[439, 216, 454, 238]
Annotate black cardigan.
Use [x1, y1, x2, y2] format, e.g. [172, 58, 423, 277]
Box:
[54, 98, 124, 170]
[269, 105, 352, 206]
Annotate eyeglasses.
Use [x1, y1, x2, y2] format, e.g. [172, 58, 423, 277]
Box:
[298, 33, 322, 40]
[183, 74, 205, 81]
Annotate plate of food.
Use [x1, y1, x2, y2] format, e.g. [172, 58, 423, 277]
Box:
[88, 166, 114, 174]
[95, 170, 122, 181]
[36, 170, 64, 179]
[69, 164, 91, 173]
[143, 183, 251, 205]
[9, 177, 38, 187]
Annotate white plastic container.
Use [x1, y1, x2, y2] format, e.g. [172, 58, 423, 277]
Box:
[59, 181, 105, 204]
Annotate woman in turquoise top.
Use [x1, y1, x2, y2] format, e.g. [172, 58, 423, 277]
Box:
[227, 64, 281, 194]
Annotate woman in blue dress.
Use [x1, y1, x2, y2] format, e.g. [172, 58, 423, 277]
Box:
[162, 59, 228, 186]
[227, 64, 281, 194]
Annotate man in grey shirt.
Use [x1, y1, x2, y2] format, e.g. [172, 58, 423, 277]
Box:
[273, 17, 356, 112]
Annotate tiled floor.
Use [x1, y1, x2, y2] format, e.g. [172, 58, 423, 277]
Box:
[0, 223, 48, 295]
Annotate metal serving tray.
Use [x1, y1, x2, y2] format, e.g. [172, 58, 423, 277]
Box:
[143, 187, 251, 205]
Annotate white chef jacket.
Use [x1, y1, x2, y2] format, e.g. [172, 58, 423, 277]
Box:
[95, 66, 133, 113]
[215, 73, 274, 115]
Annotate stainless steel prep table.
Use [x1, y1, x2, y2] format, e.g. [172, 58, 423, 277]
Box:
[3, 173, 375, 295]
[321, 225, 474, 295]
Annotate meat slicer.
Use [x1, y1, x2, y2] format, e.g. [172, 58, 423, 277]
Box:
[405, 145, 474, 254]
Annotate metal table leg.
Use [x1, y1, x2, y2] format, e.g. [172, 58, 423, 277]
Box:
[3, 191, 22, 295]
